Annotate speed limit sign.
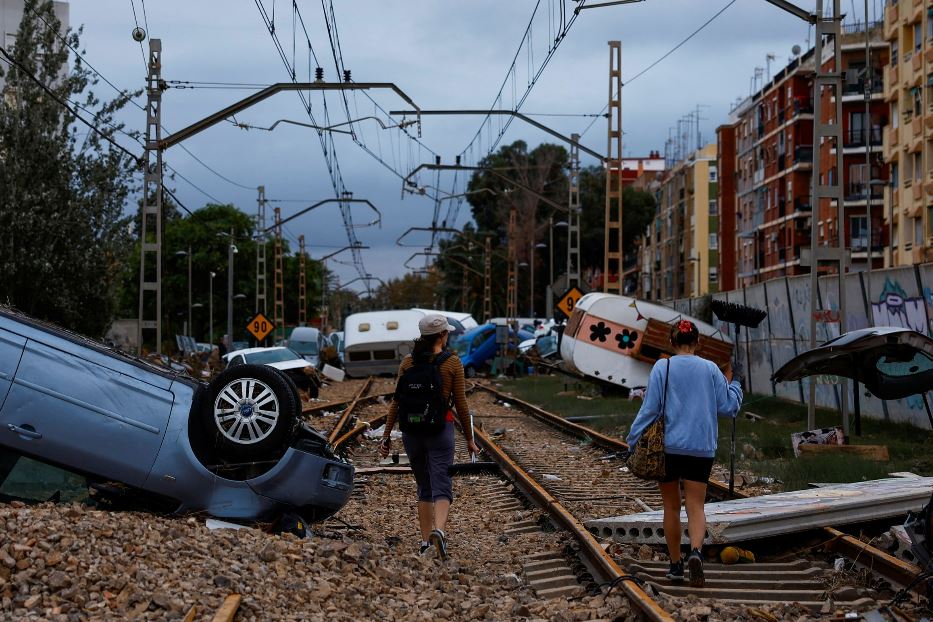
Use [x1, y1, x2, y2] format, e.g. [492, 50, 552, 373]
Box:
[246, 313, 274, 341]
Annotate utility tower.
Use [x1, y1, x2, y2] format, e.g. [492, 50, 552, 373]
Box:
[461, 242, 471, 310]
[483, 236, 492, 322]
[298, 235, 307, 326]
[273, 207, 285, 342]
[506, 207, 518, 323]
[603, 41, 623, 294]
[137, 39, 164, 354]
[255, 186, 268, 317]
[804, 0, 848, 432]
[567, 132, 582, 289]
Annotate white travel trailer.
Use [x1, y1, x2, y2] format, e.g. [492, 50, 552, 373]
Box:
[343, 310, 422, 378]
[560, 293, 733, 389]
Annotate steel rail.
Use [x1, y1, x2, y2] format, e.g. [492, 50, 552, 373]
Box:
[472, 384, 736, 500]
[301, 390, 393, 417]
[327, 377, 374, 445]
[473, 424, 673, 622]
[824, 530, 925, 594]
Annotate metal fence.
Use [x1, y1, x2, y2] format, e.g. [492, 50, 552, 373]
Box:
[668, 262, 933, 428]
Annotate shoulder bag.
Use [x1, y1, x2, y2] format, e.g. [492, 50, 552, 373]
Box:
[628, 359, 670, 481]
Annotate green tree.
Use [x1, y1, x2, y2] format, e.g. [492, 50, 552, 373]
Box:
[119, 203, 325, 346]
[0, 0, 138, 336]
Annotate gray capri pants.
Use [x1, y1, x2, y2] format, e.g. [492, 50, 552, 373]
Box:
[402, 421, 455, 503]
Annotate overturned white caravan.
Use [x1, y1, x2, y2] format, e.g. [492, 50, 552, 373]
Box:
[560, 293, 733, 389]
[342, 310, 422, 378]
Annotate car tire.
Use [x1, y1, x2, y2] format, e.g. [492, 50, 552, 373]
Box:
[206, 364, 298, 461]
[464, 365, 477, 379]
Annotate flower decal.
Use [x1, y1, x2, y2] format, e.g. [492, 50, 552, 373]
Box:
[589, 321, 611, 343]
[615, 329, 638, 350]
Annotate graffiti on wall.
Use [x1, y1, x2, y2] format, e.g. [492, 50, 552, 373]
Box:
[871, 278, 931, 335]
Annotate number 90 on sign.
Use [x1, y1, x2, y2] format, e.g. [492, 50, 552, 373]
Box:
[556, 287, 584, 318]
[246, 313, 274, 341]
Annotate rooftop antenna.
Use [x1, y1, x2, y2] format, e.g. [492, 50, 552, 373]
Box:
[765, 53, 776, 81]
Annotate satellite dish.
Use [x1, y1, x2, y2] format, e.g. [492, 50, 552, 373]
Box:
[792, 44, 802, 56]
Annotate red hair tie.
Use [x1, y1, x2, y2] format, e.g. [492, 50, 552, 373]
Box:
[678, 320, 693, 334]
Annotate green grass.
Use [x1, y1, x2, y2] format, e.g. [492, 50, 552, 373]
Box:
[499, 375, 933, 491]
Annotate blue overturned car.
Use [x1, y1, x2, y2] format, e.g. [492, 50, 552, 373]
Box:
[0, 308, 353, 524]
[451, 323, 535, 378]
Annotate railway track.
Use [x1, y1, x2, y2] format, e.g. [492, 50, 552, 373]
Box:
[324, 377, 929, 618]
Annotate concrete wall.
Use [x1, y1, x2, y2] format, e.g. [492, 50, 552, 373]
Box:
[668, 262, 933, 428]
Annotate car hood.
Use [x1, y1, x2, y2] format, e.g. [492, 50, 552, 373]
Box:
[265, 359, 312, 372]
[772, 327, 933, 400]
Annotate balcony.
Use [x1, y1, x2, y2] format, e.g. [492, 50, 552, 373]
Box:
[842, 77, 884, 98]
[926, 46, 933, 64]
[845, 183, 886, 202]
[777, 108, 785, 123]
[794, 198, 812, 212]
[913, 182, 923, 201]
[883, 125, 899, 153]
[844, 127, 883, 148]
[913, 51, 923, 73]
[793, 145, 814, 164]
[884, 65, 899, 98]
[792, 98, 814, 116]
[884, 4, 898, 39]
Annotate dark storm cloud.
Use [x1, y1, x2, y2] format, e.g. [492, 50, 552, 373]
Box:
[70, 0, 855, 288]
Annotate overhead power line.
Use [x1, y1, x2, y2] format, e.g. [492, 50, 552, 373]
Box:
[580, 0, 738, 139]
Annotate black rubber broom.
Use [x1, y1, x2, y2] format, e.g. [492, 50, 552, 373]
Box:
[710, 300, 767, 498]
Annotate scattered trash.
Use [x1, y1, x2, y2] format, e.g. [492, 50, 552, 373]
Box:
[791, 426, 844, 457]
[365, 425, 402, 440]
[720, 546, 755, 564]
[321, 364, 345, 382]
[833, 558, 845, 572]
[576, 395, 594, 401]
[628, 388, 646, 401]
[205, 519, 252, 531]
[542, 474, 561, 481]
[743, 411, 763, 422]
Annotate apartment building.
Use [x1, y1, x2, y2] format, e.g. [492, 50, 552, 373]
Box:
[883, 0, 933, 265]
[640, 143, 718, 301]
[717, 24, 888, 290]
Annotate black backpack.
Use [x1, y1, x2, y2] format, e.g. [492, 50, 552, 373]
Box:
[395, 351, 452, 436]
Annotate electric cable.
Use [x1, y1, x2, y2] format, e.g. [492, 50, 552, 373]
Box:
[128, 0, 148, 71]
[579, 0, 738, 139]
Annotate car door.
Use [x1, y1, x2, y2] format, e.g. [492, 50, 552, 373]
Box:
[0, 329, 26, 410]
[0, 338, 175, 488]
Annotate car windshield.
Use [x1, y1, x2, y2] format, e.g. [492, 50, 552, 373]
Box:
[451, 338, 470, 356]
[289, 340, 320, 355]
[244, 349, 303, 364]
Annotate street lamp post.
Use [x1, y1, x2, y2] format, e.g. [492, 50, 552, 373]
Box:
[208, 271, 216, 346]
[533, 241, 547, 318]
[174, 247, 192, 336]
[218, 229, 238, 348]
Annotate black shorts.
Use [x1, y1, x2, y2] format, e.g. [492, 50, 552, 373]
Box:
[662, 453, 714, 483]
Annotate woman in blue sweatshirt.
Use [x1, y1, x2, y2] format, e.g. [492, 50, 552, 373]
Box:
[625, 320, 743, 587]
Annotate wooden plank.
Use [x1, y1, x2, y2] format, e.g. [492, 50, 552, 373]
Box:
[182, 606, 197, 622]
[210, 594, 242, 622]
[798, 444, 890, 461]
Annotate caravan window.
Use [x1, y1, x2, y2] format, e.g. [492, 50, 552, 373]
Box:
[348, 351, 371, 362]
[373, 350, 395, 360]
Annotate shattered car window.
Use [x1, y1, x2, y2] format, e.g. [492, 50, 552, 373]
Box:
[244, 349, 304, 365]
[0, 451, 88, 503]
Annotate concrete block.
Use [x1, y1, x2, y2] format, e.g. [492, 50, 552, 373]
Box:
[587, 476, 933, 545]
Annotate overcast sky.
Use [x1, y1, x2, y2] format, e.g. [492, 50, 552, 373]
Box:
[66, 0, 881, 291]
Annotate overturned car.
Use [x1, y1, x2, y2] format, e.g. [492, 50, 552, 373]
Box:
[0, 308, 353, 523]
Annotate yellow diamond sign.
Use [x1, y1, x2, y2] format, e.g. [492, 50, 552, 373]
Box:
[246, 313, 274, 342]
[556, 287, 584, 318]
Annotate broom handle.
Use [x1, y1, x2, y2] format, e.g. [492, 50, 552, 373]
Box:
[729, 324, 741, 498]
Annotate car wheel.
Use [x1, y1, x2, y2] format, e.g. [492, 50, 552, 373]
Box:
[207, 364, 298, 461]
[464, 365, 477, 379]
